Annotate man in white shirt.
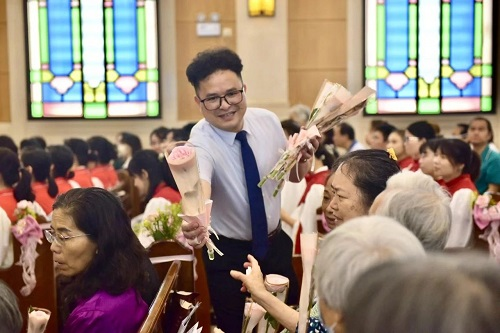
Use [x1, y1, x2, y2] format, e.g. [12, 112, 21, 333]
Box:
[181, 48, 318, 332]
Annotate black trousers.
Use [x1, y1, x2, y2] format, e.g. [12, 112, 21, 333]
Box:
[202, 230, 299, 333]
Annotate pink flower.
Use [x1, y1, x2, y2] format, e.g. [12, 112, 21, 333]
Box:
[475, 194, 491, 209]
[169, 146, 195, 161]
[12, 216, 43, 246]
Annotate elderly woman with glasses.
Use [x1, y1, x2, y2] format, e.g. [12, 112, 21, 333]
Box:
[45, 188, 159, 333]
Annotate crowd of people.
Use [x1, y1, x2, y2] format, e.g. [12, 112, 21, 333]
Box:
[1, 47, 500, 332]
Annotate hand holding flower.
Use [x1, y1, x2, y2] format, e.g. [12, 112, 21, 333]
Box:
[297, 131, 320, 163]
[181, 219, 208, 248]
[230, 255, 267, 300]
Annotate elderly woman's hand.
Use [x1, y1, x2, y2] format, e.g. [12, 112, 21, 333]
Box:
[181, 220, 207, 249]
[230, 255, 267, 301]
[298, 134, 320, 163]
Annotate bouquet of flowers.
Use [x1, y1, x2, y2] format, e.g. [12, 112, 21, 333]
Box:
[134, 203, 184, 242]
[474, 193, 500, 262]
[259, 81, 375, 196]
[11, 201, 43, 296]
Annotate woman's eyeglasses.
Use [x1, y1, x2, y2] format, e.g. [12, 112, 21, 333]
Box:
[44, 229, 90, 245]
[404, 136, 420, 143]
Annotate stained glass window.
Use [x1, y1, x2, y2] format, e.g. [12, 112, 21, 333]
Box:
[364, 0, 494, 115]
[26, 0, 160, 119]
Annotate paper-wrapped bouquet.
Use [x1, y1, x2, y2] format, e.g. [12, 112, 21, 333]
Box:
[259, 81, 375, 196]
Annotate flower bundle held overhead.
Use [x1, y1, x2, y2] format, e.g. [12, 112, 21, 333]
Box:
[166, 142, 223, 260]
[474, 193, 500, 262]
[259, 81, 376, 196]
[11, 201, 43, 296]
[135, 203, 184, 242]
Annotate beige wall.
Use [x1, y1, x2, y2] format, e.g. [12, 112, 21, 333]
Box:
[1, 0, 499, 148]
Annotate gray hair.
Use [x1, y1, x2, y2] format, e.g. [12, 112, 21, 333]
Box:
[0, 280, 23, 333]
[289, 104, 310, 124]
[372, 188, 451, 250]
[386, 170, 450, 200]
[344, 253, 500, 333]
[313, 216, 426, 310]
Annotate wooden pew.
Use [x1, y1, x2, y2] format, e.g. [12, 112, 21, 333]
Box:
[0, 235, 58, 333]
[147, 240, 212, 332]
[139, 260, 181, 333]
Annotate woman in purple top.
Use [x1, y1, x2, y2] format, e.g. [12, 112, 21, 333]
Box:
[45, 188, 159, 333]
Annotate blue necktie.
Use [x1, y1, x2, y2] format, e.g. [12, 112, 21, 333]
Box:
[236, 131, 268, 259]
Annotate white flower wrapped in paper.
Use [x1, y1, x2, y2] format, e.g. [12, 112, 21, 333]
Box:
[166, 142, 223, 260]
[259, 81, 375, 196]
[242, 301, 266, 333]
[257, 274, 290, 332]
[28, 307, 51, 333]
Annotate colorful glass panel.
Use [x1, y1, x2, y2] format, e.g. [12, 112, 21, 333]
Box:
[26, 0, 160, 119]
[364, 0, 494, 115]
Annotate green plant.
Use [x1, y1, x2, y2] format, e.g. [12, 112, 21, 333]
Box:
[136, 203, 183, 241]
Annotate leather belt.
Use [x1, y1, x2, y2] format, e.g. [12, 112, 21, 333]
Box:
[268, 222, 282, 242]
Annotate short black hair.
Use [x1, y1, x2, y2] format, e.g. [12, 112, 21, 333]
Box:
[186, 47, 243, 91]
[118, 132, 142, 155]
[337, 123, 355, 140]
[87, 136, 117, 164]
[150, 126, 170, 141]
[407, 121, 436, 141]
[281, 119, 301, 137]
[375, 123, 397, 141]
[419, 138, 442, 155]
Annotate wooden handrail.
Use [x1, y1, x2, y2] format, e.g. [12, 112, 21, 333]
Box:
[138, 260, 181, 333]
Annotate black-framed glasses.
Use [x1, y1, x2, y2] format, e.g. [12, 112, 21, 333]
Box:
[44, 229, 90, 246]
[199, 89, 244, 111]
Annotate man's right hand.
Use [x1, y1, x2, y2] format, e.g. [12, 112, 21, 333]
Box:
[181, 220, 208, 249]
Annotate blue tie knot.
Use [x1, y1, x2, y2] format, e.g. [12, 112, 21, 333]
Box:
[235, 131, 247, 143]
